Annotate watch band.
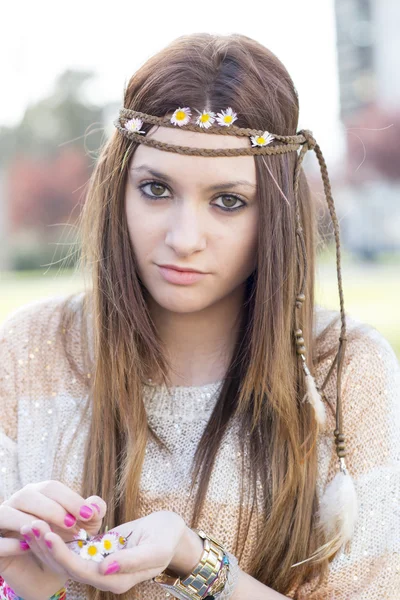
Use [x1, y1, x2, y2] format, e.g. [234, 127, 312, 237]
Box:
[152, 528, 228, 600]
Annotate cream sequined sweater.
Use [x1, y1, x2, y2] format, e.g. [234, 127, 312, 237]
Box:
[0, 292, 399, 599]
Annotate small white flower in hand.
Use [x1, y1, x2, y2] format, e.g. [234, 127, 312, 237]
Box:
[98, 533, 119, 555]
[80, 539, 105, 562]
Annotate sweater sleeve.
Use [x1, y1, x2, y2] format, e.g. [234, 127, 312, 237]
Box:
[0, 308, 24, 504]
[297, 323, 400, 599]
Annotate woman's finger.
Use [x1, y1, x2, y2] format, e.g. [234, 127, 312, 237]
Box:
[20, 521, 69, 576]
[0, 504, 50, 556]
[19, 523, 49, 569]
[0, 533, 29, 557]
[83, 495, 107, 521]
[4, 482, 106, 536]
[98, 544, 168, 587]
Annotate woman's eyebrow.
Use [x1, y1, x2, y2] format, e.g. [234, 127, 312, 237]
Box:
[130, 164, 256, 191]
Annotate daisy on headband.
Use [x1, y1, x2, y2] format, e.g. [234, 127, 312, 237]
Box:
[216, 107, 238, 127]
[124, 117, 145, 134]
[250, 131, 275, 147]
[170, 107, 192, 126]
[195, 109, 216, 129]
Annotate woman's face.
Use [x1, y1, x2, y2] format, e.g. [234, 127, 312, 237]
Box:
[124, 124, 258, 314]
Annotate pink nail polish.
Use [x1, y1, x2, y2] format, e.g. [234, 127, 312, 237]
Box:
[90, 503, 100, 513]
[32, 528, 40, 539]
[45, 539, 53, 549]
[79, 505, 93, 519]
[20, 540, 30, 551]
[22, 533, 32, 542]
[104, 561, 120, 575]
[64, 513, 76, 527]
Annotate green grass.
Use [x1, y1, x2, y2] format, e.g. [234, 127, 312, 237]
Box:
[1, 253, 399, 359]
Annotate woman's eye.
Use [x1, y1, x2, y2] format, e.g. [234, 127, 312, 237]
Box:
[139, 182, 246, 212]
[140, 182, 170, 197]
[213, 195, 246, 212]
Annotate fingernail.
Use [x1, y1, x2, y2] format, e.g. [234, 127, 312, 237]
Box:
[32, 528, 40, 539]
[45, 539, 53, 549]
[22, 533, 32, 542]
[90, 503, 101, 513]
[64, 513, 77, 528]
[20, 540, 30, 551]
[104, 561, 120, 575]
[79, 505, 93, 519]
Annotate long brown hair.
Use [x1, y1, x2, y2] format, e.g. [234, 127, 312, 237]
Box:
[57, 33, 362, 598]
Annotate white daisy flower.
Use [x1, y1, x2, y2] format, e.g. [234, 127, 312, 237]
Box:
[69, 528, 89, 551]
[250, 132, 275, 147]
[80, 540, 104, 562]
[170, 107, 192, 126]
[215, 107, 238, 127]
[124, 117, 145, 134]
[98, 533, 119, 555]
[196, 110, 216, 129]
[118, 534, 129, 548]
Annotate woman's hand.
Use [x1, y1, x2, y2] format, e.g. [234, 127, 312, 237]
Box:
[0, 480, 107, 600]
[23, 510, 203, 595]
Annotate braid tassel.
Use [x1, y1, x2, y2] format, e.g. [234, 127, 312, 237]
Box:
[291, 130, 359, 567]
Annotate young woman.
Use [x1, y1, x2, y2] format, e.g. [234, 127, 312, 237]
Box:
[0, 33, 399, 600]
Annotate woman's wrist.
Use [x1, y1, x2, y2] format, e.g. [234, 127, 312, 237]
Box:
[168, 525, 204, 577]
[0, 575, 67, 600]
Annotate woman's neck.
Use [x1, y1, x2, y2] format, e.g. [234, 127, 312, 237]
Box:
[146, 283, 245, 387]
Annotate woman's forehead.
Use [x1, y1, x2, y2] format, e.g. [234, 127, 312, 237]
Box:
[146, 123, 251, 150]
[129, 125, 256, 185]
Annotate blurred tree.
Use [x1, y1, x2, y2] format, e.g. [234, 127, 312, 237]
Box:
[0, 69, 106, 161]
[0, 69, 109, 270]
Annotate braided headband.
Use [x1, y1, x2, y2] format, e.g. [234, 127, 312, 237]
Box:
[114, 107, 312, 156]
[114, 106, 358, 564]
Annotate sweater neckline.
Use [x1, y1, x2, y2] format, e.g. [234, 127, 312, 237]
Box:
[142, 378, 224, 421]
[143, 378, 224, 391]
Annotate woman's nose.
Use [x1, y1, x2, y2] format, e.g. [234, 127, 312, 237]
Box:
[165, 205, 206, 254]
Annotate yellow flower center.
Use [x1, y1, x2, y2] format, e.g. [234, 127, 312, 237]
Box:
[78, 540, 84, 548]
[119, 536, 125, 545]
[256, 136, 265, 144]
[224, 115, 233, 123]
[200, 113, 210, 123]
[104, 539, 112, 550]
[175, 110, 186, 121]
[88, 544, 98, 556]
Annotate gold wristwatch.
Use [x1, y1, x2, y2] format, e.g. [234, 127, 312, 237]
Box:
[152, 528, 229, 600]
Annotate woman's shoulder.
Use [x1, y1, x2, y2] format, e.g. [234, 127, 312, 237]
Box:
[313, 304, 399, 444]
[0, 291, 89, 392]
[0, 291, 86, 344]
[314, 303, 398, 366]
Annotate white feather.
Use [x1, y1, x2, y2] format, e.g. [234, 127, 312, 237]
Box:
[318, 470, 359, 541]
[302, 368, 326, 429]
[291, 470, 359, 566]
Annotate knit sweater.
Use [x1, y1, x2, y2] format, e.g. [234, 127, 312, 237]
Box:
[0, 292, 399, 599]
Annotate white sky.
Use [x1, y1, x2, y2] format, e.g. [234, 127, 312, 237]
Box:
[1, 0, 344, 166]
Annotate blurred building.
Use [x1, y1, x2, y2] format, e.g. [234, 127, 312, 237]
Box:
[334, 0, 400, 258]
[335, 0, 400, 119]
[0, 167, 11, 270]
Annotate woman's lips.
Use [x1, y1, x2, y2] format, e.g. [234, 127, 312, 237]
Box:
[158, 265, 207, 285]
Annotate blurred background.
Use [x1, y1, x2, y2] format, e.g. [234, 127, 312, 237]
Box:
[1, 0, 399, 357]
